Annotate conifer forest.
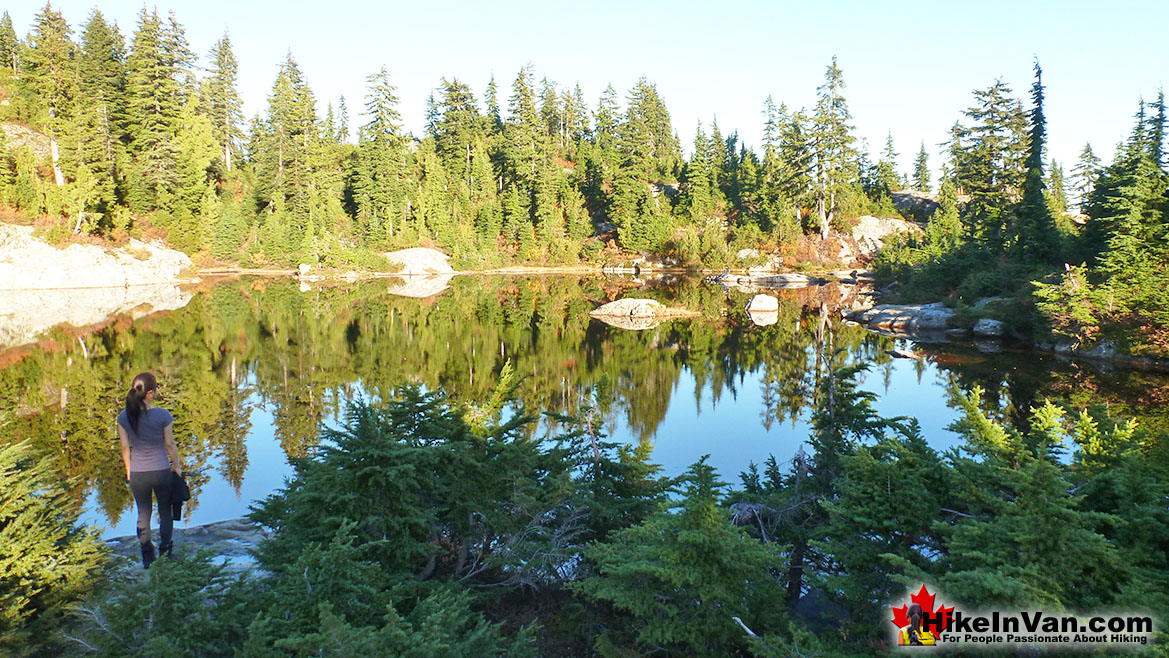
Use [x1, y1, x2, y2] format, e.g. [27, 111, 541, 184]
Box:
[2, 3, 1169, 657]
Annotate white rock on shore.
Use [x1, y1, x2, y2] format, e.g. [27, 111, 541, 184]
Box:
[383, 247, 455, 276]
[0, 223, 192, 290]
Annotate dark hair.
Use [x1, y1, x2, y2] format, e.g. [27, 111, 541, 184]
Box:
[125, 372, 158, 432]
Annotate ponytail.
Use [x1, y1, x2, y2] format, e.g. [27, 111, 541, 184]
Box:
[125, 372, 157, 432]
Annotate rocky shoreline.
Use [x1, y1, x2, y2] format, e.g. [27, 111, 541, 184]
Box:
[104, 517, 268, 574]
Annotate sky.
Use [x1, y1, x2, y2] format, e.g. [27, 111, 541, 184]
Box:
[12, 0, 1168, 180]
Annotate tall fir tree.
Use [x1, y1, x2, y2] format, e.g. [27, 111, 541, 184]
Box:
[912, 141, 931, 193]
[875, 131, 901, 195]
[74, 9, 126, 225]
[1014, 60, 1058, 260]
[0, 11, 17, 75]
[811, 56, 857, 238]
[354, 66, 406, 242]
[203, 33, 244, 175]
[124, 8, 183, 211]
[1071, 142, 1101, 211]
[22, 3, 76, 187]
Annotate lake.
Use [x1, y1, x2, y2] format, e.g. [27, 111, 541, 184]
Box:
[3, 275, 1165, 539]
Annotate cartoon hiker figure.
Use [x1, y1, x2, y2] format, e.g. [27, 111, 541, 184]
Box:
[899, 603, 937, 646]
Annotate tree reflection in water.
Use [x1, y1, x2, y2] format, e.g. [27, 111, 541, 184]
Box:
[2, 275, 1166, 535]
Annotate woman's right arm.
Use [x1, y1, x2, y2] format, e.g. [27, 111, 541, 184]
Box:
[117, 424, 131, 481]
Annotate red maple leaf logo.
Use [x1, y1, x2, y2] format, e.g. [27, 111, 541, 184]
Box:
[891, 585, 954, 636]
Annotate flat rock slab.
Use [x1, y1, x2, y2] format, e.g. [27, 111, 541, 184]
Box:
[104, 517, 270, 574]
[0, 223, 192, 291]
[853, 302, 955, 332]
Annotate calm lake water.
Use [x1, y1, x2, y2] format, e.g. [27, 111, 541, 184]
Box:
[3, 275, 1166, 539]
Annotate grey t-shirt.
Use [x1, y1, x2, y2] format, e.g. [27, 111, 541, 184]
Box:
[118, 407, 174, 472]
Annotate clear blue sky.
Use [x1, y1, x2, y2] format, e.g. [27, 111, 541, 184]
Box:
[14, 0, 1168, 179]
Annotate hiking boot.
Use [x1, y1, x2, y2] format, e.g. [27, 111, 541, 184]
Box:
[140, 542, 156, 569]
[158, 541, 173, 558]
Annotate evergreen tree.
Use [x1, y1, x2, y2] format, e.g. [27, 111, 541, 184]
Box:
[503, 64, 545, 190]
[74, 9, 126, 227]
[22, 3, 76, 188]
[1146, 89, 1166, 169]
[254, 52, 321, 260]
[618, 77, 681, 182]
[904, 392, 1120, 609]
[574, 457, 785, 658]
[1070, 143, 1101, 211]
[204, 33, 244, 175]
[874, 131, 901, 194]
[0, 11, 17, 75]
[336, 94, 349, 143]
[679, 121, 716, 221]
[432, 77, 482, 189]
[912, 141, 931, 193]
[483, 75, 502, 135]
[1044, 158, 1067, 216]
[354, 66, 406, 243]
[123, 8, 183, 211]
[1014, 60, 1058, 260]
[811, 56, 857, 238]
[948, 80, 1029, 245]
[0, 441, 105, 657]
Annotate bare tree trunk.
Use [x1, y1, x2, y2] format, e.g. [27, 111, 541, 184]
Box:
[50, 136, 65, 186]
[786, 539, 806, 604]
[825, 189, 836, 239]
[816, 189, 827, 240]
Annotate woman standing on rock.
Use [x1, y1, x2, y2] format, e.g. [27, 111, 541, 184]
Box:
[117, 372, 182, 568]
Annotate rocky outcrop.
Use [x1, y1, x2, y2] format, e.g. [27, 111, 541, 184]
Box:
[589, 298, 699, 331]
[1, 123, 52, 160]
[891, 190, 940, 219]
[849, 215, 924, 256]
[850, 302, 955, 334]
[972, 318, 1006, 337]
[382, 247, 455, 276]
[105, 517, 269, 575]
[0, 223, 192, 290]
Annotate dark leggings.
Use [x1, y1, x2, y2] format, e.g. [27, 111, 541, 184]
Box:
[129, 469, 173, 548]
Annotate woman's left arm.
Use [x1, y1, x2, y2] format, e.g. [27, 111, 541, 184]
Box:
[117, 424, 132, 481]
[164, 424, 182, 477]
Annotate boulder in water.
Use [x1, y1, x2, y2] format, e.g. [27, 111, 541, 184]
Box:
[589, 298, 699, 330]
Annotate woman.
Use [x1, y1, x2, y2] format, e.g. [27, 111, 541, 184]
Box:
[116, 372, 182, 568]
